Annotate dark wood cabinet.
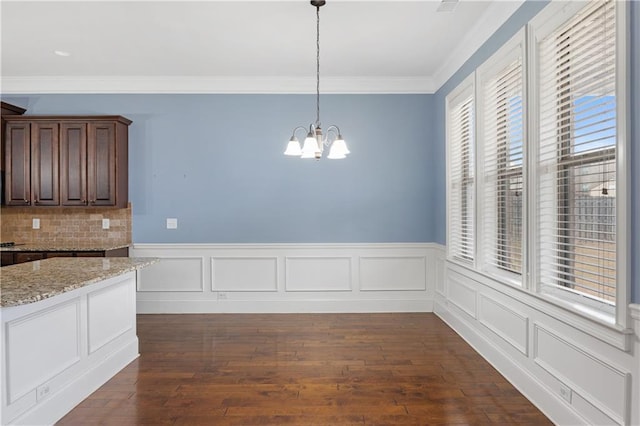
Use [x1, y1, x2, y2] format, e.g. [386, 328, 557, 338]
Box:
[31, 122, 60, 206]
[3, 116, 131, 208]
[60, 122, 88, 206]
[88, 121, 118, 206]
[1, 102, 27, 202]
[4, 121, 31, 205]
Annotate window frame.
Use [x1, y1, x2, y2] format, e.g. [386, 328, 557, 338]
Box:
[444, 0, 630, 329]
[528, 0, 629, 328]
[446, 74, 476, 266]
[476, 29, 527, 286]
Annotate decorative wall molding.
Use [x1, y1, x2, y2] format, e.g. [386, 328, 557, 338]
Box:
[478, 293, 529, 356]
[436, 260, 640, 426]
[132, 243, 444, 313]
[0, 75, 437, 95]
[136, 257, 204, 292]
[211, 257, 278, 292]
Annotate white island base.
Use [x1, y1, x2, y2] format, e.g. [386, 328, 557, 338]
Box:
[1, 270, 139, 425]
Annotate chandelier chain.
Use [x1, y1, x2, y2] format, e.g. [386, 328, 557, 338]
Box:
[316, 4, 320, 127]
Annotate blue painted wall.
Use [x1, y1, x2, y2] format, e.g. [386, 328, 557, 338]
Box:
[433, 0, 639, 302]
[3, 94, 435, 243]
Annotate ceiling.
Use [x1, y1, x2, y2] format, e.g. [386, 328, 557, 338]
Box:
[0, 0, 524, 94]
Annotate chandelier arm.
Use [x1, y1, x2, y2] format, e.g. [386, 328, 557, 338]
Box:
[290, 125, 309, 138]
[326, 124, 341, 135]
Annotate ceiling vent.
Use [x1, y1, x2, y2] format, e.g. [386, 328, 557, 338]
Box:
[437, 0, 459, 13]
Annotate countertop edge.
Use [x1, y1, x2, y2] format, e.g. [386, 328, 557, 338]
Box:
[1, 257, 158, 308]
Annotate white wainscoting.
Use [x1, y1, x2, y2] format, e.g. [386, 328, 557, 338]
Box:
[1, 272, 139, 426]
[435, 261, 640, 426]
[132, 243, 444, 313]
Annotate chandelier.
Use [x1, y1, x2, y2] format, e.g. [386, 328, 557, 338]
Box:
[284, 0, 350, 160]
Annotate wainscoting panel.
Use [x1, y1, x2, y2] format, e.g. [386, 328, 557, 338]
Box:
[533, 323, 630, 425]
[132, 243, 444, 313]
[446, 269, 477, 318]
[478, 294, 529, 356]
[136, 257, 204, 292]
[359, 256, 426, 291]
[436, 261, 640, 426]
[87, 278, 135, 354]
[6, 300, 81, 404]
[212, 257, 278, 292]
[285, 257, 352, 292]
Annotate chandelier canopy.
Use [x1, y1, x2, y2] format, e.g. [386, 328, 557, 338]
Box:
[284, 0, 350, 160]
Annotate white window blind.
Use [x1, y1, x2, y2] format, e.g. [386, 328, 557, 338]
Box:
[480, 50, 524, 277]
[537, 0, 617, 303]
[447, 83, 475, 263]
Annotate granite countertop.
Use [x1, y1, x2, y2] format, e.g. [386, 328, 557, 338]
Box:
[0, 242, 131, 252]
[0, 257, 158, 308]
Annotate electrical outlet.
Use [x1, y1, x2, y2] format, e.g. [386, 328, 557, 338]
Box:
[559, 383, 572, 403]
[102, 218, 110, 229]
[218, 292, 227, 300]
[166, 218, 178, 229]
[36, 384, 50, 401]
[32, 218, 40, 229]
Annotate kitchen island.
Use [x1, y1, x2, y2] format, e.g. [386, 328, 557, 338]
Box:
[1, 257, 157, 425]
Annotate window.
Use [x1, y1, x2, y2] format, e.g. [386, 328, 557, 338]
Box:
[535, 0, 619, 308]
[477, 32, 525, 281]
[445, 0, 629, 325]
[446, 77, 475, 263]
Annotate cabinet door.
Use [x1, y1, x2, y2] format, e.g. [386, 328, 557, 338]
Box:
[60, 122, 88, 206]
[4, 122, 31, 205]
[31, 122, 60, 206]
[87, 122, 116, 206]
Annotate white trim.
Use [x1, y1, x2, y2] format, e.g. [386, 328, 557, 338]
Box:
[432, 0, 525, 90]
[0, 2, 523, 95]
[435, 299, 590, 426]
[475, 27, 527, 286]
[436, 261, 640, 425]
[10, 342, 138, 426]
[614, 0, 631, 329]
[445, 73, 476, 265]
[131, 243, 444, 314]
[0, 75, 437, 95]
[447, 261, 633, 351]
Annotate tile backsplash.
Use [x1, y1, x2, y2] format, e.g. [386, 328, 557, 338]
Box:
[0, 203, 132, 245]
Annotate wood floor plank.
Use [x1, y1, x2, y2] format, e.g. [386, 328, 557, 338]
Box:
[56, 313, 552, 425]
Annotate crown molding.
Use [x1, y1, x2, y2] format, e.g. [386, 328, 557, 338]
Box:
[432, 0, 525, 90]
[0, 75, 437, 95]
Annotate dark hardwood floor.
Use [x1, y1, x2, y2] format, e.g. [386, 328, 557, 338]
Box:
[57, 313, 552, 425]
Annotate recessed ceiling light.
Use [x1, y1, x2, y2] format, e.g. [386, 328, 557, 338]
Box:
[54, 50, 71, 57]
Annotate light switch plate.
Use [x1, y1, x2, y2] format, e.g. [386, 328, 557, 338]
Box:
[32, 218, 40, 229]
[102, 218, 110, 229]
[166, 218, 178, 229]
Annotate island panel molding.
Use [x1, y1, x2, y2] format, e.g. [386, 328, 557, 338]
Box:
[0, 258, 157, 425]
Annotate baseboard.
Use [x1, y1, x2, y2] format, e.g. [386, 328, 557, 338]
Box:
[434, 299, 587, 426]
[11, 338, 139, 426]
[137, 299, 434, 314]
